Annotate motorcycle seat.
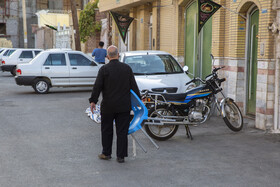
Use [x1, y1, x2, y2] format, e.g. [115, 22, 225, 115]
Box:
[161, 93, 188, 102]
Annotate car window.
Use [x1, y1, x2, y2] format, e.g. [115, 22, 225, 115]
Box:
[3, 50, 9, 56]
[34, 51, 41, 56]
[44, 53, 66, 66]
[7, 50, 15, 56]
[0, 49, 3, 54]
[19, 51, 33, 58]
[68, 53, 94, 66]
[0, 49, 6, 55]
[123, 54, 183, 75]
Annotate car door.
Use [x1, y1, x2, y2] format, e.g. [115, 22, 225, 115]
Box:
[18, 50, 33, 64]
[68, 52, 99, 85]
[41, 53, 70, 86]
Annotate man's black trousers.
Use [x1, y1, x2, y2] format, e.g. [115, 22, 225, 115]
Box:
[101, 111, 130, 158]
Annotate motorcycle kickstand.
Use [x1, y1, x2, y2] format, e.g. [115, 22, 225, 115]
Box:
[185, 125, 193, 140]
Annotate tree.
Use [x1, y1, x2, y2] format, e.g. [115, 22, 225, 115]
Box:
[79, 0, 101, 43]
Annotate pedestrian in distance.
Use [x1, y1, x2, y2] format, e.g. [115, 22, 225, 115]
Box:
[92, 41, 107, 64]
[89, 45, 140, 163]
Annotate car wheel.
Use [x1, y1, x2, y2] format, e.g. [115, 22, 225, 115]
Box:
[33, 78, 50, 94]
[11, 67, 16, 76]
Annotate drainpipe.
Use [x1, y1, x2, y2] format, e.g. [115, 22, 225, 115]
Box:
[271, 0, 280, 132]
[156, 0, 160, 50]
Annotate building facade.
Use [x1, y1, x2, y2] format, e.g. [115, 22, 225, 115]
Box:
[0, 0, 87, 48]
[99, 0, 280, 132]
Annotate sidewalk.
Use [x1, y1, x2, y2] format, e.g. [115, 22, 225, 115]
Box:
[123, 116, 280, 187]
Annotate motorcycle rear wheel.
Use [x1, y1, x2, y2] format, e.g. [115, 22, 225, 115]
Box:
[145, 107, 179, 141]
[222, 100, 243, 131]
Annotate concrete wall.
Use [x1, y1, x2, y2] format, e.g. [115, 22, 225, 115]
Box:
[18, 0, 38, 48]
[0, 0, 19, 48]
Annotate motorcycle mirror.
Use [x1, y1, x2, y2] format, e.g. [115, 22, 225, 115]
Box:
[183, 66, 189, 72]
[210, 54, 215, 65]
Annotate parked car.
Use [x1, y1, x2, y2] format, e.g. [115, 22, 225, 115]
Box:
[0, 48, 16, 71]
[15, 49, 101, 94]
[0, 48, 14, 59]
[1, 48, 43, 75]
[119, 50, 194, 93]
[0, 48, 5, 54]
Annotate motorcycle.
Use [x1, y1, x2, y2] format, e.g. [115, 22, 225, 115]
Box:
[141, 55, 243, 141]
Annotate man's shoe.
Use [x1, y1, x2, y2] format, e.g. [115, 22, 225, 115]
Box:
[98, 154, 111, 160]
[117, 157, 125, 163]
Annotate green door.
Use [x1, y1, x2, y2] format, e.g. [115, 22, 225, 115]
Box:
[247, 9, 259, 115]
[185, 2, 197, 76]
[201, 18, 212, 79]
[185, 1, 212, 78]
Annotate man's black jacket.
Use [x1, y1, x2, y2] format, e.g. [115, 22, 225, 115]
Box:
[89, 59, 140, 113]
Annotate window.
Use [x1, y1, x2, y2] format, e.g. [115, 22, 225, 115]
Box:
[7, 50, 15, 56]
[19, 51, 33, 58]
[0, 0, 5, 8]
[34, 51, 41, 56]
[0, 23, 6, 35]
[44, 54, 66, 66]
[68, 53, 94, 66]
[48, 0, 62, 10]
[3, 50, 9, 56]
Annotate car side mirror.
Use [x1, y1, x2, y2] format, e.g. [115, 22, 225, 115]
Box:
[183, 66, 189, 73]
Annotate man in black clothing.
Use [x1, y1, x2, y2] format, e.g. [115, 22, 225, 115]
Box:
[89, 45, 140, 163]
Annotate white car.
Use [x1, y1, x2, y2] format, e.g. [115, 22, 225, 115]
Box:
[1, 48, 43, 75]
[0, 48, 16, 70]
[15, 49, 101, 94]
[0, 48, 14, 59]
[119, 51, 193, 93]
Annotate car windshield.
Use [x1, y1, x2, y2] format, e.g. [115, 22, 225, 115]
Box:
[123, 54, 183, 75]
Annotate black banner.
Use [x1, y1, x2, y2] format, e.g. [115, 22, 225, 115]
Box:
[110, 11, 134, 44]
[198, 0, 221, 33]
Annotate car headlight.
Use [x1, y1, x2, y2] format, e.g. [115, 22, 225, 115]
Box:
[186, 83, 196, 91]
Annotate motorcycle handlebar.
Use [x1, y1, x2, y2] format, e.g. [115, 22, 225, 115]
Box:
[213, 66, 225, 73]
[218, 78, 226, 83]
[185, 77, 205, 86]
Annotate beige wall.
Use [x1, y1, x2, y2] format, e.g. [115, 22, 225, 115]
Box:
[38, 12, 70, 28]
[99, 0, 153, 12]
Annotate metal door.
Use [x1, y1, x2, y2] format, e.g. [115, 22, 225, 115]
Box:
[185, 2, 197, 76]
[42, 53, 69, 86]
[185, 1, 212, 78]
[18, 50, 33, 64]
[68, 53, 99, 85]
[247, 9, 259, 115]
[200, 18, 212, 79]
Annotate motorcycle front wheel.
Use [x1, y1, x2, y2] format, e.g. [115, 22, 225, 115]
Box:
[222, 100, 243, 131]
[145, 107, 179, 141]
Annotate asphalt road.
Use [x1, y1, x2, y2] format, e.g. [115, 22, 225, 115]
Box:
[0, 71, 280, 187]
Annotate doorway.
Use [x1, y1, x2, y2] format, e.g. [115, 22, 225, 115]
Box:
[184, 1, 212, 78]
[246, 8, 259, 115]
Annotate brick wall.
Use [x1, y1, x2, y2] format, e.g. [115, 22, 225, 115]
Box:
[211, 0, 276, 130]
[84, 9, 106, 53]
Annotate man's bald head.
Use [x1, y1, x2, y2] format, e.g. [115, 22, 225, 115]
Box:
[107, 45, 119, 59]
